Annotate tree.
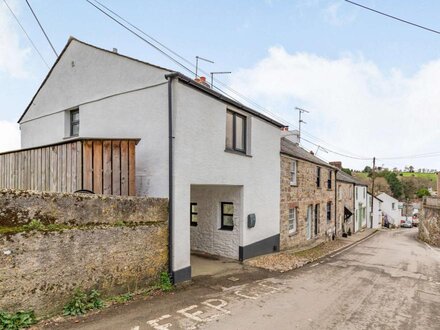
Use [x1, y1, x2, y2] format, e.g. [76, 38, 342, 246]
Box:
[363, 166, 372, 174]
[342, 168, 352, 175]
[409, 165, 414, 173]
[384, 171, 403, 199]
[416, 188, 431, 199]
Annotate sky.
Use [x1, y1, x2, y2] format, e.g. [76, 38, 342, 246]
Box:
[1, 0, 440, 170]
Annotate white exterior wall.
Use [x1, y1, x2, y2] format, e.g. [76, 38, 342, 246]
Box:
[18, 39, 282, 278]
[19, 40, 170, 197]
[190, 185, 242, 259]
[172, 81, 281, 272]
[367, 193, 382, 228]
[378, 193, 401, 226]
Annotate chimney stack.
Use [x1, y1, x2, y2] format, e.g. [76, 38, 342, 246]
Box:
[112, 48, 118, 53]
[330, 161, 343, 170]
[195, 76, 210, 88]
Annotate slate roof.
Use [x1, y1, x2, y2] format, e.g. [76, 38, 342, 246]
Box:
[280, 138, 336, 169]
[19, 37, 286, 129]
[336, 170, 367, 186]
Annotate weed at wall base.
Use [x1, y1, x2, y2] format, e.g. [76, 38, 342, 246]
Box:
[63, 289, 104, 316]
[0, 310, 36, 330]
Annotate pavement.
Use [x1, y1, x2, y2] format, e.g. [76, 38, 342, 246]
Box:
[40, 228, 440, 330]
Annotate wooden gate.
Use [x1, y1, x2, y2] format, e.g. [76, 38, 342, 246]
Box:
[0, 138, 139, 196]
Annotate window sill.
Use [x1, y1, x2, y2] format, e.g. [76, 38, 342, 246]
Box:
[190, 223, 198, 227]
[224, 149, 252, 158]
[219, 227, 234, 231]
[63, 135, 79, 140]
[289, 231, 297, 237]
[290, 183, 298, 187]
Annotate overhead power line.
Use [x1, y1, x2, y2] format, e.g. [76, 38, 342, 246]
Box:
[86, 0, 375, 160]
[25, 0, 58, 56]
[345, 0, 440, 35]
[86, 1, 440, 164]
[2, 0, 50, 68]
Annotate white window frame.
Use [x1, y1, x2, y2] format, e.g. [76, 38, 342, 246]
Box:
[288, 208, 297, 234]
[290, 160, 297, 186]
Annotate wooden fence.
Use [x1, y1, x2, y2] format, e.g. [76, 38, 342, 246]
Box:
[0, 138, 139, 196]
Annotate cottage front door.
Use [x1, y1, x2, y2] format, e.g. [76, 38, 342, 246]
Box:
[306, 205, 312, 240]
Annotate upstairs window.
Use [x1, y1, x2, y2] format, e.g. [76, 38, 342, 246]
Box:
[226, 110, 246, 153]
[327, 202, 332, 222]
[290, 160, 297, 185]
[70, 109, 79, 137]
[327, 170, 332, 189]
[316, 167, 321, 188]
[190, 203, 198, 227]
[221, 202, 234, 230]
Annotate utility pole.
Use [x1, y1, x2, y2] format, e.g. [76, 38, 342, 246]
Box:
[371, 157, 376, 228]
[295, 107, 309, 143]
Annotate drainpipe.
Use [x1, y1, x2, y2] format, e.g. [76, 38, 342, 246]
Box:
[334, 170, 338, 238]
[165, 72, 177, 281]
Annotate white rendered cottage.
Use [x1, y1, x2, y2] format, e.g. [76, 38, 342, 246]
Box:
[18, 38, 284, 283]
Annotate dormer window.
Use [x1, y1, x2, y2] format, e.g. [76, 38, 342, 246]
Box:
[226, 110, 246, 153]
[70, 109, 79, 137]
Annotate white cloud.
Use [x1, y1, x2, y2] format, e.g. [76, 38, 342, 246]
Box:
[0, 0, 31, 78]
[229, 46, 440, 170]
[0, 120, 20, 152]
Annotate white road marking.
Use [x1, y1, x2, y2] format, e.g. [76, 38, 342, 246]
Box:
[146, 314, 172, 330]
[201, 299, 230, 314]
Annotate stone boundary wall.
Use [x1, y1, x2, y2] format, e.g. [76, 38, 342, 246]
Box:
[0, 190, 168, 316]
[419, 197, 440, 247]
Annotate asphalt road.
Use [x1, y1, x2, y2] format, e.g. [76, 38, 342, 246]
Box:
[47, 228, 440, 330]
[205, 228, 440, 330]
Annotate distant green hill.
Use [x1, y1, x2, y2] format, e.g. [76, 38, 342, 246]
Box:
[400, 172, 437, 182]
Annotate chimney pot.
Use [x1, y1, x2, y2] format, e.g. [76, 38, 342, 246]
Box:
[112, 48, 118, 53]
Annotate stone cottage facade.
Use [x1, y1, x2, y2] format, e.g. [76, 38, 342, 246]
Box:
[280, 138, 337, 250]
[335, 170, 356, 235]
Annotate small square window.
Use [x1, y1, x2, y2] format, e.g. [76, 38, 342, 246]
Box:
[70, 109, 79, 137]
[221, 202, 234, 230]
[190, 203, 198, 226]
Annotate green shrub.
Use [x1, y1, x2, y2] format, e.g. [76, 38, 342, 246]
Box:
[159, 272, 173, 292]
[111, 293, 133, 303]
[0, 310, 36, 330]
[63, 289, 104, 316]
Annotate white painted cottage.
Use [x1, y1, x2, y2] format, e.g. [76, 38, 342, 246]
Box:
[367, 192, 383, 228]
[377, 192, 401, 227]
[17, 38, 284, 283]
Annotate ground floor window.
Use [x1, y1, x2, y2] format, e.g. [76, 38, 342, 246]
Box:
[314, 204, 320, 235]
[221, 202, 234, 230]
[327, 202, 332, 222]
[288, 208, 297, 234]
[190, 203, 198, 226]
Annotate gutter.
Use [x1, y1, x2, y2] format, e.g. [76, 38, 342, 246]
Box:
[165, 73, 175, 281]
[168, 72, 285, 129]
